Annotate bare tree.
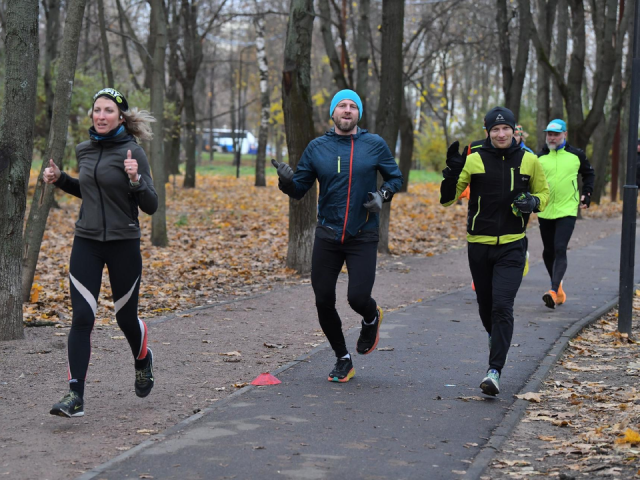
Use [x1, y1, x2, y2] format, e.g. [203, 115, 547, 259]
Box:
[535, 0, 557, 152]
[97, 0, 114, 86]
[0, 0, 39, 340]
[375, 0, 404, 254]
[149, 0, 168, 246]
[21, 0, 88, 303]
[282, 0, 317, 273]
[41, 0, 62, 135]
[254, 1, 270, 187]
[496, 0, 531, 120]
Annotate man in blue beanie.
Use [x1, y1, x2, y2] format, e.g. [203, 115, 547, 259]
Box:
[272, 89, 403, 383]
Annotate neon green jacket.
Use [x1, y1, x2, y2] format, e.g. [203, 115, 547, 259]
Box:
[440, 139, 549, 245]
[537, 143, 594, 219]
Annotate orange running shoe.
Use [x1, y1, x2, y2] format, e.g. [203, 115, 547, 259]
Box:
[542, 290, 557, 309]
[556, 283, 566, 305]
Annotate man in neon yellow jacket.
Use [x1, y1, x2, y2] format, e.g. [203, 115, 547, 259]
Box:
[440, 106, 549, 396]
[537, 119, 595, 309]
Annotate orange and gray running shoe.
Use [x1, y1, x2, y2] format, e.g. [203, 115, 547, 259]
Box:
[556, 283, 566, 305]
[543, 290, 557, 309]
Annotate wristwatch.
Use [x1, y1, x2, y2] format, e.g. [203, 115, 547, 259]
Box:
[380, 189, 391, 201]
[129, 174, 141, 187]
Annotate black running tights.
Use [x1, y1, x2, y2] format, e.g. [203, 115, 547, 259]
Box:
[311, 238, 378, 358]
[67, 236, 149, 397]
[538, 216, 577, 292]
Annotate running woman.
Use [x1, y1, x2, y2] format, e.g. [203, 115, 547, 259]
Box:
[440, 107, 549, 396]
[536, 119, 595, 308]
[272, 89, 403, 383]
[44, 88, 158, 417]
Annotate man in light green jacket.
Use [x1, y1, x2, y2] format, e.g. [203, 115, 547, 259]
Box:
[536, 119, 595, 309]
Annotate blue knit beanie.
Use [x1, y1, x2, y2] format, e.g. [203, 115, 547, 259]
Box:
[329, 89, 363, 120]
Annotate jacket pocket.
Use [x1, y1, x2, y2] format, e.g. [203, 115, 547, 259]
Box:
[316, 224, 337, 241]
[572, 180, 579, 202]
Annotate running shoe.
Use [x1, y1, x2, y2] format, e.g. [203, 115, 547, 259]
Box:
[356, 306, 383, 355]
[135, 348, 154, 398]
[50, 391, 84, 417]
[556, 282, 566, 305]
[543, 290, 557, 309]
[328, 357, 355, 383]
[480, 369, 500, 396]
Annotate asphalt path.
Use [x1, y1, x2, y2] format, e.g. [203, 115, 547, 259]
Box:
[80, 227, 639, 480]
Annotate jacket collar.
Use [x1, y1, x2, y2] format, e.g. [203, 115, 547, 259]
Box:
[326, 126, 368, 139]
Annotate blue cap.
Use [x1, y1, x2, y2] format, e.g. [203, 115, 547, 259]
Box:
[544, 119, 567, 132]
[329, 89, 363, 120]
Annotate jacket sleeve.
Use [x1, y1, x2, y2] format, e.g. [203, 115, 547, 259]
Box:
[377, 141, 403, 196]
[130, 145, 158, 215]
[528, 155, 550, 212]
[54, 171, 82, 198]
[440, 161, 470, 207]
[278, 145, 317, 200]
[577, 150, 595, 195]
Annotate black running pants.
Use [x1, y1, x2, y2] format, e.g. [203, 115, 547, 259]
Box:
[311, 237, 378, 358]
[538, 216, 577, 292]
[67, 236, 148, 396]
[468, 239, 526, 373]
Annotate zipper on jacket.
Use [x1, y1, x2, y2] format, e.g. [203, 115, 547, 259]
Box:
[94, 145, 107, 241]
[472, 196, 481, 231]
[510, 167, 514, 191]
[340, 137, 355, 243]
[572, 179, 579, 202]
[497, 157, 504, 245]
[338, 156, 341, 173]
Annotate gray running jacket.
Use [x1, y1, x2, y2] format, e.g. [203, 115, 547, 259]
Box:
[54, 131, 158, 242]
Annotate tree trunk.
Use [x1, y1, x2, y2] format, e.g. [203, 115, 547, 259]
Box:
[182, 85, 197, 188]
[116, 0, 142, 91]
[398, 92, 413, 193]
[318, 0, 349, 91]
[254, 8, 269, 187]
[149, 0, 168, 247]
[42, 0, 61, 137]
[164, 1, 182, 178]
[550, 0, 568, 120]
[496, 0, 531, 120]
[97, 0, 114, 87]
[0, 0, 39, 341]
[355, 0, 370, 130]
[535, 0, 557, 152]
[282, 0, 317, 274]
[375, 0, 404, 254]
[21, 0, 87, 304]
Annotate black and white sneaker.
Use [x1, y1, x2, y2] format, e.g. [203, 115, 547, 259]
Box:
[328, 357, 355, 383]
[356, 306, 384, 355]
[50, 391, 84, 417]
[135, 348, 154, 398]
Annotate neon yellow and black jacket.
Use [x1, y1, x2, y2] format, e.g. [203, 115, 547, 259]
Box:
[536, 143, 594, 220]
[440, 138, 549, 245]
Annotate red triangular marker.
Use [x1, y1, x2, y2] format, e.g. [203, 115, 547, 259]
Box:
[251, 372, 281, 386]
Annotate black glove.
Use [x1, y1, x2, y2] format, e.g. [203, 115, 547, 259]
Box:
[513, 192, 540, 214]
[271, 158, 294, 185]
[445, 141, 465, 172]
[363, 191, 383, 213]
[581, 192, 591, 208]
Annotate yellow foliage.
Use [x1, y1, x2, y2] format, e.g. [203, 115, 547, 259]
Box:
[321, 55, 330, 65]
[413, 115, 447, 171]
[616, 428, 640, 444]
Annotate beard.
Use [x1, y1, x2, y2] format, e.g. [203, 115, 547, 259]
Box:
[333, 116, 358, 133]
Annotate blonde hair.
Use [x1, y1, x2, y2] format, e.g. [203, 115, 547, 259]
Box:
[121, 107, 156, 141]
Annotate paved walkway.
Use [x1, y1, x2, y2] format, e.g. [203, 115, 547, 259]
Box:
[80, 229, 639, 480]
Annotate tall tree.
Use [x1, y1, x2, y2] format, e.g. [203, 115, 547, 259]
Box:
[496, 0, 531, 120]
[375, 0, 404, 254]
[21, 0, 88, 303]
[149, 0, 168, 246]
[97, 0, 114, 87]
[550, 0, 568, 121]
[282, 0, 317, 273]
[354, 0, 371, 130]
[0, 0, 39, 341]
[254, 2, 270, 187]
[398, 92, 414, 193]
[42, 0, 62, 135]
[179, 0, 228, 189]
[535, 0, 557, 152]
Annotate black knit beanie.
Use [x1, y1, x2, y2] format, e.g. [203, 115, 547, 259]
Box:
[484, 107, 516, 133]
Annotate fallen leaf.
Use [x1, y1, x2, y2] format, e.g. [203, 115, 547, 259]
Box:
[515, 392, 542, 403]
[219, 351, 242, 356]
[264, 343, 286, 349]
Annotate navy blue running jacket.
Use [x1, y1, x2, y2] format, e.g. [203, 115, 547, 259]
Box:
[280, 128, 403, 243]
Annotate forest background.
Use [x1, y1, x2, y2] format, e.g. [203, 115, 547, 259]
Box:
[0, 0, 635, 340]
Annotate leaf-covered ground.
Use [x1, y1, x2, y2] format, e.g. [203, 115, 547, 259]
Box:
[24, 173, 623, 326]
[485, 302, 640, 479]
